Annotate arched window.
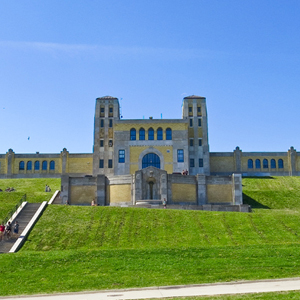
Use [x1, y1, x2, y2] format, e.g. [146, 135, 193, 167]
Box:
[263, 159, 268, 169]
[34, 161, 40, 170]
[255, 159, 261, 169]
[157, 127, 163, 140]
[142, 153, 160, 169]
[166, 128, 172, 140]
[248, 159, 253, 169]
[27, 161, 32, 170]
[19, 161, 25, 170]
[139, 128, 145, 140]
[42, 161, 48, 170]
[50, 160, 55, 170]
[271, 159, 276, 169]
[278, 159, 284, 169]
[130, 128, 136, 140]
[148, 128, 154, 140]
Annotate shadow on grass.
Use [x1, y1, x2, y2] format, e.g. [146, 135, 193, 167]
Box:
[243, 193, 270, 209]
[243, 176, 275, 179]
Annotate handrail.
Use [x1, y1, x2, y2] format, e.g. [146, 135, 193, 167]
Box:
[2, 194, 26, 225]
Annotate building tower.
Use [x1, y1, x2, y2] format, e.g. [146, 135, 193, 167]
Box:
[182, 95, 210, 175]
[93, 96, 120, 176]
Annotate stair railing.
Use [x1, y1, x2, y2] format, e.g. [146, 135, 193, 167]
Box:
[1, 194, 26, 225]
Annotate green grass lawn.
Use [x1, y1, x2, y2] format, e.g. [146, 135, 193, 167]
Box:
[0, 178, 60, 221]
[1, 176, 300, 297]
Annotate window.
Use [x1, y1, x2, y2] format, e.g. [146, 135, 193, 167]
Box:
[166, 128, 172, 140]
[19, 161, 25, 170]
[50, 161, 55, 170]
[142, 153, 160, 169]
[100, 140, 104, 147]
[157, 127, 163, 140]
[190, 158, 195, 168]
[139, 128, 145, 140]
[109, 107, 113, 113]
[197, 106, 201, 114]
[42, 161, 48, 170]
[148, 128, 154, 140]
[198, 139, 202, 146]
[198, 118, 202, 127]
[271, 159, 276, 169]
[109, 140, 113, 147]
[100, 119, 104, 127]
[27, 161, 32, 171]
[248, 159, 253, 169]
[189, 118, 193, 127]
[130, 128, 136, 140]
[108, 159, 113, 168]
[189, 106, 192, 113]
[109, 119, 113, 127]
[119, 150, 125, 163]
[190, 139, 194, 147]
[177, 149, 184, 162]
[263, 159, 268, 169]
[99, 159, 104, 168]
[278, 159, 284, 169]
[255, 159, 261, 169]
[199, 158, 203, 168]
[109, 106, 113, 117]
[34, 161, 40, 170]
[100, 107, 104, 113]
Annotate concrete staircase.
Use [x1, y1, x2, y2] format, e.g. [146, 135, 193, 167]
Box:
[0, 203, 41, 253]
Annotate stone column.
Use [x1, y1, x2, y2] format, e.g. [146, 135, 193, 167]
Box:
[232, 173, 242, 205]
[96, 175, 106, 206]
[60, 175, 69, 204]
[288, 146, 297, 176]
[197, 174, 207, 205]
[160, 173, 168, 202]
[134, 171, 142, 202]
[61, 148, 69, 174]
[233, 146, 242, 173]
[6, 149, 14, 177]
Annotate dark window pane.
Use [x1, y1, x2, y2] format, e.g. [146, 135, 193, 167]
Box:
[108, 159, 113, 168]
[130, 128, 136, 140]
[50, 161, 55, 170]
[19, 161, 25, 170]
[99, 159, 104, 168]
[42, 161, 47, 170]
[148, 128, 154, 140]
[119, 150, 125, 163]
[190, 158, 194, 167]
[177, 149, 184, 162]
[139, 128, 145, 140]
[248, 159, 253, 169]
[166, 128, 172, 140]
[157, 128, 163, 140]
[142, 153, 160, 169]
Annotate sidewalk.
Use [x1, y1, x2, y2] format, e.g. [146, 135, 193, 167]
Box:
[1, 278, 300, 300]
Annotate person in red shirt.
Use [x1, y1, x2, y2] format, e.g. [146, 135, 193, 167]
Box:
[0, 223, 5, 241]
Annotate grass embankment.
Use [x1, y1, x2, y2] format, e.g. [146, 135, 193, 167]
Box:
[0, 176, 300, 296]
[0, 178, 60, 221]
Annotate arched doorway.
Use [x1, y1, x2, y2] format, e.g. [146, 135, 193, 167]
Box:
[142, 153, 160, 169]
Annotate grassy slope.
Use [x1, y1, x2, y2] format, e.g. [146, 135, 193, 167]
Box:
[0, 178, 60, 221]
[1, 176, 300, 296]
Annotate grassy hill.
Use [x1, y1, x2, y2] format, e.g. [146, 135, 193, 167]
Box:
[1, 176, 300, 296]
[0, 178, 60, 222]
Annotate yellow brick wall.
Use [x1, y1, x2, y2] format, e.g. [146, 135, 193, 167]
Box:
[210, 157, 235, 173]
[109, 184, 131, 203]
[0, 159, 6, 174]
[172, 184, 197, 203]
[70, 185, 96, 205]
[207, 184, 232, 203]
[12, 158, 62, 174]
[197, 128, 203, 137]
[68, 157, 93, 174]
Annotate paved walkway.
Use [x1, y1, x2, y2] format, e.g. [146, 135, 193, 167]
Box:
[1, 278, 300, 300]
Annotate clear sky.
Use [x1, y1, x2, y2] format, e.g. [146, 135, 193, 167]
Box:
[1, 1, 300, 154]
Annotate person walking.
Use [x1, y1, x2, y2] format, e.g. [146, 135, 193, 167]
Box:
[13, 221, 19, 236]
[5, 222, 11, 239]
[0, 223, 5, 241]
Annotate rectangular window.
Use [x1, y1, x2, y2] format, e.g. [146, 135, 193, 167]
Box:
[109, 107, 113, 113]
[100, 140, 104, 147]
[199, 158, 203, 168]
[189, 139, 194, 147]
[198, 139, 202, 146]
[198, 118, 202, 127]
[108, 159, 113, 168]
[197, 106, 201, 114]
[119, 150, 125, 163]
[100, 119, 104, 127]
[100, 107, 104, 113]
[99, 159, 104, 168]
[189, 106, 192, 113]
[109, 140, 113, 147]
[177, 149, 184, 162]
[189, 118, 193, 127]
[190, 158, 195, 168]
[109, 119, 113, 127]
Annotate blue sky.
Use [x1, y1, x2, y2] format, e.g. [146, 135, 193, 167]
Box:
[1, 0, 300, 154]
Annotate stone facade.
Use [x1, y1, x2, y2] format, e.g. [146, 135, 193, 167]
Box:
[2, 94, 295, 210]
